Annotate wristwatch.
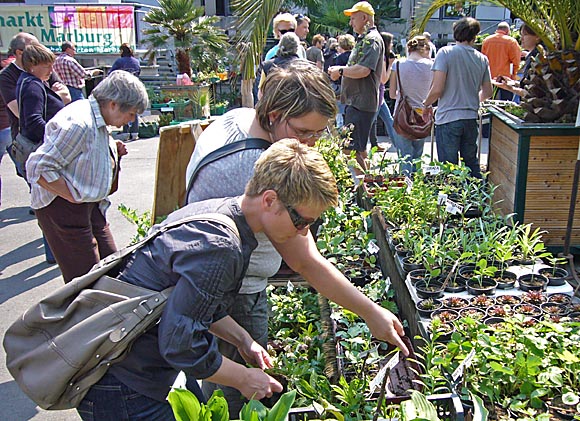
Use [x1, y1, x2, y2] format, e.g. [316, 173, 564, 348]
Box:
[339, 68, 344, 77]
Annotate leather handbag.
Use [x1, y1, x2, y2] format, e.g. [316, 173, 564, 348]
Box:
[10, 77, 46, 164]
[3, 213, 239, 410]
[393, 62, 433, 140]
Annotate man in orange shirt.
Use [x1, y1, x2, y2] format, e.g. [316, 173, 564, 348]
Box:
[482, 22, 521, 100]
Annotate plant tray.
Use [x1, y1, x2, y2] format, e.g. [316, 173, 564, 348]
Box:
[381, 336, 422, 403]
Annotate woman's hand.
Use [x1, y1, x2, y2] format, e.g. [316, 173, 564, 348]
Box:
[51, 82, 71, 105]
[116, 140, 128, 158]
[238, 339, 273, 370]
[238, 368, 283, 400]
[363, 305, 409, 356]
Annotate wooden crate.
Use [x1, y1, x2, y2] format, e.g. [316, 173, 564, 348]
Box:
[487, 107, 580, 249]
[151, 119, 214, 223]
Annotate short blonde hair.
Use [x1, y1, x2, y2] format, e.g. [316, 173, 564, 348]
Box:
[338, 34, 356, 51]
[273, 13, 297, 39]
[22, 44, 55, 72]
[246, 138, 338, 209]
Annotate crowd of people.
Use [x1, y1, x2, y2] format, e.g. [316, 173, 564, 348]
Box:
[0, 2, 543, 418]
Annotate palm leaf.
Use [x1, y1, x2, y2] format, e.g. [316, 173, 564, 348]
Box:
[413, 0, 579, 51]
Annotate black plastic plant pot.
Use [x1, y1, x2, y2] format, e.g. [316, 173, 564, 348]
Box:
[444, 276, 467, 293]
[457, 264, 476, 284]
[414, 279, 445, 299]
[402, 256, 423, 274]
[493, 270, 517, 290]
[431, 309, 460, 323]
[538, 267, 569, 286]
[548, 293, 572, 305]
[458, 307, 486, 320]
[540, 302, 569, 317]
[416, 298, 443, 318]
[466, 277, 498, 296]
[514, 303, 542, 317]
[495, 294, 521, 306]
[441, 296, 470, 310]
[408, 268, 426, 285]
[518, 273, 548, 292]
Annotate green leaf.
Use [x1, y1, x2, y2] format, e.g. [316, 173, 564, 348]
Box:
[266, 390, 296, 421]
[563, 391, 580, 405]
[489, 361, 513, 374]
[470, 392, 489, 421]
[239, 400, 267, 421]
[207, 390, 229, 421]
[167, 388, 202, 421]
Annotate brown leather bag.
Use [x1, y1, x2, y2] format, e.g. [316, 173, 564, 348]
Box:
[393, 62, 433, 140]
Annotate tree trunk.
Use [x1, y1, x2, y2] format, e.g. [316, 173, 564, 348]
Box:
[241, 78, 255, 108]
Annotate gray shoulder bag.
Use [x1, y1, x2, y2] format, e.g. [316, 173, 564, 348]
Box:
[3, 212, 239, 410]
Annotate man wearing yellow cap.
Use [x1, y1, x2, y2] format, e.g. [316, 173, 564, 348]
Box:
[328, 1, 384, 173]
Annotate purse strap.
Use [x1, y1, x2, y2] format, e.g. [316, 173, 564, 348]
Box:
[96, 212, 240, 269]
[396, 61, 406, 98]
[185, 137, 272, 202]
[18, 77, 47, 134]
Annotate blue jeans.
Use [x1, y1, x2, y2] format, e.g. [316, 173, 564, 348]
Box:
[376, 101, 396, 140]
[77, 372, 177, 421]
[392, 131, 426, 175]
[435, 119, 482, 178]
[67, 86, 85, 102]
[336, 101, 346, 127]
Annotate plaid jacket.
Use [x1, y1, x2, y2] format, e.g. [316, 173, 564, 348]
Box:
[53, 53, 88, 89]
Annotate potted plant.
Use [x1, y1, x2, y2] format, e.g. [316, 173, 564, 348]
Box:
[143, 0, 229, 78]
[538, 255, 569, 286]
[466, 259, 498, 296]
[518, 272, 549, 292]
[417, 298, 443, 318]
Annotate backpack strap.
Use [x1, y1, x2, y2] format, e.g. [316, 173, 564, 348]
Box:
[96, 213, 239, 269]
[185, 138, 272, 201]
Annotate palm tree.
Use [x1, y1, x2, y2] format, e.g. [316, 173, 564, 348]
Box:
[143, 0, 229, 77]
[413, 0, 580, 122]
[230, 0, 284, 107]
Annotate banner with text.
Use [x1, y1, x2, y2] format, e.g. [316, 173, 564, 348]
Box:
[0, 6, 135, 54]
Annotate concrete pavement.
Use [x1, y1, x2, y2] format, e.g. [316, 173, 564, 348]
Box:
[0, 135, 159, 420]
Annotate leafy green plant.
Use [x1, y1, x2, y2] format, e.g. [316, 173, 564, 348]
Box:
[400, 390, 441, 421]
[168, 386, 297, 421]
[516, 223, 550, 263]
[118, 204, 153, 243]
[167, 389, 229, 421]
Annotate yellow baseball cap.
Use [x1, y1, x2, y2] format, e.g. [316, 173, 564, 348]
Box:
[344, 1, 375, 16]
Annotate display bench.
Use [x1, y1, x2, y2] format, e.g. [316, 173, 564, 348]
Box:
[487, 107, 580, 249]
[371, 208, 423, 346]
[369, 207, 576, 345]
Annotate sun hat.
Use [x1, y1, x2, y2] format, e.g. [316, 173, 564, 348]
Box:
[344, 1, 375, 17]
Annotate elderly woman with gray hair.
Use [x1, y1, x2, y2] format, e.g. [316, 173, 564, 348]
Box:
[258, 32, 303, 98]
[26, 70, 149, 283]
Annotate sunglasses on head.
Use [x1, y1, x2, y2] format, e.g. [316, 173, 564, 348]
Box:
[284, 203, 316, 230]
[279, 28, 295, 35]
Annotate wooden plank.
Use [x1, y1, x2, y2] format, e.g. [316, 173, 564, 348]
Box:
[491, 181, 515, 214]
[152, 121, 210, 222]
[529, 135, 580, 149]
[525, 190, 580, 204]
[489, 120, 519, 160]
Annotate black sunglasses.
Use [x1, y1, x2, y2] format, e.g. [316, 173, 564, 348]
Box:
[279, 28, 295, 35]
[284, 203, 316, 230]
